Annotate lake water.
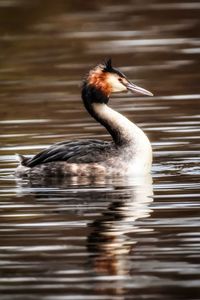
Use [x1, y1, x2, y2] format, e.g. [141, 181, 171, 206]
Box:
[0, 0, 200, 299]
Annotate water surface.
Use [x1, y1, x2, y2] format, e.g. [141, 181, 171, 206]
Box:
[0, 0, 200, 299]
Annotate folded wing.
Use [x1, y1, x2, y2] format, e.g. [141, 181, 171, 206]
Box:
[22, 139, 113, 167]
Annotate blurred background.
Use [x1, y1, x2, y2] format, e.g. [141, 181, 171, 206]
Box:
[0, 0, 199, 129]
[0, 1, 200, 300]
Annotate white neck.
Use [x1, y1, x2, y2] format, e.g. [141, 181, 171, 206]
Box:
[92, 103, 150, 145]
[92, 103, 152, 173]
[80, 99, 153, 174]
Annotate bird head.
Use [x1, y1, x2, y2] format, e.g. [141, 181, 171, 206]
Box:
[87, 59, 153, 97]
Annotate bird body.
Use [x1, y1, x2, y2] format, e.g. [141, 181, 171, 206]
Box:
[16, 59, 153, 178]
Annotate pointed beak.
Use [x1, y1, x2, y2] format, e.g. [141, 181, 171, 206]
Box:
[126, 81, 153, 96]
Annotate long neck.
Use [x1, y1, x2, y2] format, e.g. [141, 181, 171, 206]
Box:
[82, 84, 143, 146]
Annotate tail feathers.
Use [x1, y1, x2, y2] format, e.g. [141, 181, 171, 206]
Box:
[16, 154, 29, 166]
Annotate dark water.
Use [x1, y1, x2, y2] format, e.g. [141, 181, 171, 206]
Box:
[0, 0, 200, 299]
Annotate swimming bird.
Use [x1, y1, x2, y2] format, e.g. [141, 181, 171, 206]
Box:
[16, 59, 153, 177]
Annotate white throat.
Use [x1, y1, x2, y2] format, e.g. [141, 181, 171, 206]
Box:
[93, 103, 148, 142]
[92, 103, 152, 171]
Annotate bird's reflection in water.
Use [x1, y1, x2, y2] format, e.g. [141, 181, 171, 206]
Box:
[87, 175, 153, 279]
[16, 174, 116, 189]
[15, 174, 153, 298]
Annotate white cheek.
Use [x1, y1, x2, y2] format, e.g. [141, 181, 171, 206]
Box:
[107, 75, 127, 92]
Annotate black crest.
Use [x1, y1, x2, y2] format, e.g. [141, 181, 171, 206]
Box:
[103, 58, 113, 72]
[103, 58, 126, 78]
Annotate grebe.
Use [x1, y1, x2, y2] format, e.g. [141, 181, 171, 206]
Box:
[16, 59, 153, 177]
